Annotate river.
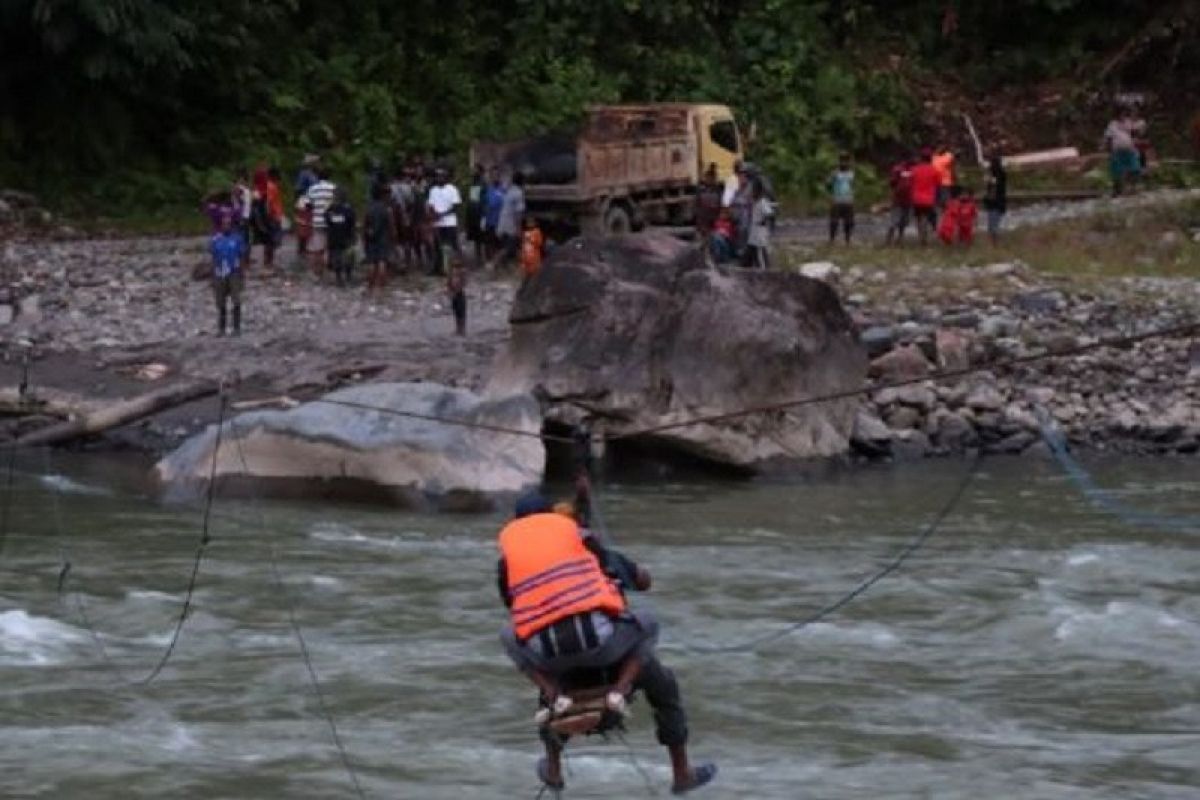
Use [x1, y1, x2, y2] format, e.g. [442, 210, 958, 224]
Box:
[1, 452, 1198, 799]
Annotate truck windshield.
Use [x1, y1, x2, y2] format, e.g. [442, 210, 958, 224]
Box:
[709, 120, 739, 154]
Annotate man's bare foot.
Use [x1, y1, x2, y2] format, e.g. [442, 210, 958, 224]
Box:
[537, 754, 564, 791]
[670, 762, 718, 795]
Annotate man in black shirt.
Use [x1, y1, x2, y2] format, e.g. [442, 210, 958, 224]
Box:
[983, 153, 1008, 246]
[324, 189, 356, 286]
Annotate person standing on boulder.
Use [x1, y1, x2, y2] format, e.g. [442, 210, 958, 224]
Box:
[694, 163, 723, 258]
[210, 211, 245, 337]
[827, 153, 855, 244]
[744, 180, 773, 268]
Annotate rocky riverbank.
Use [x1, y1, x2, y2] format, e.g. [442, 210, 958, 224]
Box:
[0, 234, 517, 450]
[1, 191, 1197, 464]
[827, 261, 1200, 459]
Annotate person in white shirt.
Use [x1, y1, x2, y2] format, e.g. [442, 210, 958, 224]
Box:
[427, 168, 462, 275]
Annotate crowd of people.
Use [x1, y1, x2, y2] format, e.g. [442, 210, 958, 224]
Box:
[876, 145, 1007, 248]
[201, 155, 549, 337]
[206, 123, 1172, 337]
[694, 161, 777, 268]
[1103, 104, 1151, 197]
[692, 144, 1012, 265]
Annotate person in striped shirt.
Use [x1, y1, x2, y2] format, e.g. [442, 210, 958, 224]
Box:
[303, 168, 337, 277]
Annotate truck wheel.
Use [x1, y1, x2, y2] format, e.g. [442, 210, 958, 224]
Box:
[604, 205, 632, 235]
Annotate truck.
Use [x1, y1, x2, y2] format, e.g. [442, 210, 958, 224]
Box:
[470, 103, 744, 235]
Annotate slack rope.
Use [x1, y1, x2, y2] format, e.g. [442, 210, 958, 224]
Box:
[194, 320, 1198, 451]
[1035, 408, 1200, 532]
[228, 418, 368, 800]
[0, 356, 30, 559]
[606, 321, 1199, 442]
[138, 391, 228, 685]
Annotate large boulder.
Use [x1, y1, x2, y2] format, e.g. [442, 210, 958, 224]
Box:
[487, 233, 866, 469]
[154, 382, 544, 509]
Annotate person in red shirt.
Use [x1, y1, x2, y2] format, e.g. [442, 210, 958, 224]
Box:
[956, 188, 979, 246]
[909, 148, 940, 246]
[885, 154, 913, 245]
[931, 144, 956, 210]
[938, 187, 962, 245]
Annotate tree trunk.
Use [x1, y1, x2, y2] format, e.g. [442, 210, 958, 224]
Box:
[15, 380, 218, 447]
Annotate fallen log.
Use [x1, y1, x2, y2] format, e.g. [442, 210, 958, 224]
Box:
[16, 379, 218, 447]
[0, 386, 99, 418]
[231, 395, 300, 411]
[1003, 147, 1081, 171]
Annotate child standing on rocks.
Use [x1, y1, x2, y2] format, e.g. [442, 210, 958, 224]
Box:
[937, 186, 963, 245]
[520, 216, 545, 279]
[210, 212, 245, 336]
[957, 188, 978, 246]
[447, 258, 467, 336]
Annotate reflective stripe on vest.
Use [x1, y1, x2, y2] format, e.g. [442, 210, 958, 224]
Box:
[498, 512, 626, 640]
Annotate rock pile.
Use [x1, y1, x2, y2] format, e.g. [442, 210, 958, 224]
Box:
[820, 262, 1200, 459]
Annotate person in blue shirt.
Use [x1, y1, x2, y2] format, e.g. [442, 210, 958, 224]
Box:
[827, 153, 856, 244]
[483, 168, 506, 263]
[210, 213, 246, 336]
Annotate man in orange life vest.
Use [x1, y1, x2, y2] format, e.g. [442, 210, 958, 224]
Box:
[498, 491, 718, 794]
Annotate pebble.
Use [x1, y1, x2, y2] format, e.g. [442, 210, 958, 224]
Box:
[966, 384, 1005, 412]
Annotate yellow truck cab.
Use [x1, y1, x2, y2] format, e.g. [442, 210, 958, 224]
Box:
[471, 103, 743, 235]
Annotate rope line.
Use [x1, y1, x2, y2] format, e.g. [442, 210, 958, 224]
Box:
[614, 728, 661, 798]
[229, 418, 368, 800]
[310, 397, 571, 443]
[138, 392, 227, 685]
[0, 357, 30, 558]
[654, 453, 985, 655]
[42, 445, 143, 683]
[607, 321, 1199, 441]
[182, 320, 1197, 452]
[1035, 408, 1200, 532]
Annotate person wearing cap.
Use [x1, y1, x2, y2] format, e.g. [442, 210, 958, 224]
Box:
[497, 491, 717, 795]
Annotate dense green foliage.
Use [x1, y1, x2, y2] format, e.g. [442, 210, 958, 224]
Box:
[1, 0, 1196, 217]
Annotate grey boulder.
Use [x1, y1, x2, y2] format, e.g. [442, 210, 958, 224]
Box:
[154, 382, 544, 509]
[487, 233, 866, 469]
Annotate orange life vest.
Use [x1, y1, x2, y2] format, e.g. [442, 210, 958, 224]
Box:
[498, 512, 627, 640]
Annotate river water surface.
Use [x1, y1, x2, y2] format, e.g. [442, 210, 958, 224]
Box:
[1, 454, 1198, 799]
